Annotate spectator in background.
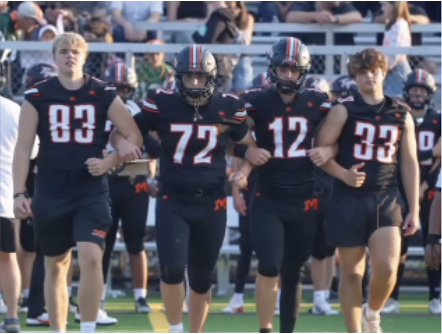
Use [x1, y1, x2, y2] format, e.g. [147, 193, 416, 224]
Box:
[352, 1, 381, 18]
[379, 1, 412, 97]
[166, 1, 209, 43]
[0, 1, 16, 40]
[228, 1, 254, 94]
[111, 1, 162, 44]
[286, 1, 362, 74]
[136, 39, 174, 100]
[193, 1, 237, 92]
[258, 1, 295, 23]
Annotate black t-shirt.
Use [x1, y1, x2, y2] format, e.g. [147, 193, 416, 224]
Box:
[290, 1, 359, 45]
[177, 1, 207, 19]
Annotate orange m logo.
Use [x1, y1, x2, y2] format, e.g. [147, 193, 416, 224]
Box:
[304, 198, 318, 212]
[428, 190, 436, 201]
[214, 198, 227, 211]
[135, 181, 149, 194]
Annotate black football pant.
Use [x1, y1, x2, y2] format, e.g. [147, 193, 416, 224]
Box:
[102, 176, 150, 281]
[27, 245, 46, 319]
[234, 182, 254, 294]
[250, 186, 317, 333]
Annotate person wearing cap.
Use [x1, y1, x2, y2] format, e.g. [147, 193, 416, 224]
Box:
[16, 1, 46, 39]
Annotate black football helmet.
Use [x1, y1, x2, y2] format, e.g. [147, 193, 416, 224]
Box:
[25, 63, 58, 89]
[251, 71, 271, 89]
[305, 75, 330, 96]
[331, 75, 358, 100]
[174, 44, 217, 103]
[403, 69, 437, 110]
[105, 63, 138, 101]
[267, 37, 311, 95]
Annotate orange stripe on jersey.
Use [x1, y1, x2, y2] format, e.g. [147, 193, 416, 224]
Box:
[142, 106, 160, 113]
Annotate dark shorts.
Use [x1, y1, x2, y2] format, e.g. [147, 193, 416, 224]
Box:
[155, 186, 227, 276]
[312, 190, 336, 260]
[249, 185, 317, 274]
[325, 188, 402, 248]
[32, 170, 112, 257]
[20, 219, 36, 253]
[0, 217, 17, 253]
[109, 176, 149, 254]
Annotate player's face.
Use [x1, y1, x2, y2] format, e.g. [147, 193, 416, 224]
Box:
[355, 68, 385, 93]
[276, 66, 301, 82]
[408, 86, 428, 108]
[54, 45, 86, 76]
[182, 73, 208, 89]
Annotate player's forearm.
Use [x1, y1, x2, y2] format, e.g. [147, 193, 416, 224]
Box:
[13, 149, 31, 193]
[110, 130, 126, 150]
[400, 161, 420, 214]
[428, 191, 441, 235]
[319, 159, 348, 181]
[238, 159, 254, 179]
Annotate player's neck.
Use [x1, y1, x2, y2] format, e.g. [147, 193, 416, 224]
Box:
[410, 108, 426, 119]
[279, 92, 296, 104]
[58, 73, 85, 91]
[359, 89, 384, 105]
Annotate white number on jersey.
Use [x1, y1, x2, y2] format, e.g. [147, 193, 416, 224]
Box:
[49, 104, 96, 144]
[418, 131, 436, 165]
[170, 124, 218, 164]
[354, 122, 399, 163]
[268, 117, 308, 158]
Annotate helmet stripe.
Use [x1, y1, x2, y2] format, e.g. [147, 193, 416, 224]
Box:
[293, 38, 299, 61]
[197, 45, 201, 70]
[121, 63, 125, 83]
[421, 69, 426, 83]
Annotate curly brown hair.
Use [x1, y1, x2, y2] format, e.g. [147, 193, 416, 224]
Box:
[347, 48, 389, 78]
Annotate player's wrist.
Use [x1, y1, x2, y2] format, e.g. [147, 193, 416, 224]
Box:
[13, 191, 29, 199]
[233, 144, 248, 158]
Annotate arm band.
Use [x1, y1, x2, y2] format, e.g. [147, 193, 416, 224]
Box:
[233, 144, 248, 158]
[427, 234, 441, 245]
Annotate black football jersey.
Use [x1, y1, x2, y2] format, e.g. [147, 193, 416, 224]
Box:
[24, 75, 117, 171]
[335, 94, 408, 192]
[243, 87, 330, 187]
[134, 89, 249, 188]
[414, 108, 441, 180]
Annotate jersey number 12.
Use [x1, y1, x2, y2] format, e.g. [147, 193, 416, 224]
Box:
[49, 105, 96, 144]
[269, 117, 308, 158]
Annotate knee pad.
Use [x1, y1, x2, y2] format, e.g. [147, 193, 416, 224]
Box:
[160, 264, 185, 285]
[188, 270, 213, 294]
[125, 236, 144, 255]
[257, 263, 280, 278]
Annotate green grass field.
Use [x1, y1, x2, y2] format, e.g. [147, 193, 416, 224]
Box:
[18, 292, 441, 333]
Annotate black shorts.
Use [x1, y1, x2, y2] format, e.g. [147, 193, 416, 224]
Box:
[325, 188, 402, 248]
[155, 186, 227, 275]
[109, 176, 149, 254]
[20, 219, 36, 253]
[249, 186, 317, 273]
[312, 190, 336, 260]
[238, 181, 254, 237]
[0, 217, 17, 253]
[32, 170, 112, 257]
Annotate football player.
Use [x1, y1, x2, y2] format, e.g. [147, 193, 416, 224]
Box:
[425, 170, 441, 270]
[237, 38, 335, 333]
[111, 45, 263, 333]
[330, 75, 359, 102]
[317, 48, 420, 332]
[383, 69, 441, 315]
[12, 32, 142, 333]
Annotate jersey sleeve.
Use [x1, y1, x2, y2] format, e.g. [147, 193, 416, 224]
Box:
[23, 86, 42, 109]
[135, 97, 159, 135]
[228, 98, 250, 142]
[241, 89, 261, 120]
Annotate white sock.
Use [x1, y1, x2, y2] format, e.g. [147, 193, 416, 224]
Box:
[233, 293, 244, 302]
[325, 290, 330, 300]
[314, 290, 327, 304]
[23, 289, 30, 298]
[134, 288, 147, 300]
[366, 306, 380, 320]
[80, 321, 96, 333]
[169, 323, 184, 332]
[101, 284, 107, 301]
[68, 286, 72, 298]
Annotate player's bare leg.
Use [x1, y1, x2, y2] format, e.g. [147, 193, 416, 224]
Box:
[18, 246, 35, 296]
[77, 242, 104, 333]
[188, 289, 211, 332]
[365, 227, 401, 328]
[129, 251, 148, 303]
[338, 247, 366, 332]
[0, 251, 21, 319]
[256, 274, 279, 331]
[45, 251, 71, 332]
[161, 281, 185, 329]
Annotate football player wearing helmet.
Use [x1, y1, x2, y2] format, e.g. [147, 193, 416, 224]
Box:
[330, 75, 358, 101]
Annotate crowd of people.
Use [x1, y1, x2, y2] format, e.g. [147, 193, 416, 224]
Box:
[0, 1, 441, 334]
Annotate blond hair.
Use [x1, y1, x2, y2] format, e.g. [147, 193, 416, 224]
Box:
[52, 32, 88, 55]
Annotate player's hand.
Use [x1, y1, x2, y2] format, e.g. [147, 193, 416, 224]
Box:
[308, 147, 333, 166]
[425, 243, 441, 270]
[85, 158, 111, 176]
[343, 163, 366, 187]
[229, 171, 248, 189]
[245, 147, 271, 166]
[403, 212, 420, 237]
[116, 140, 142, 162]
[14, 196, 32, 219]
[232, 189, 247, 216]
